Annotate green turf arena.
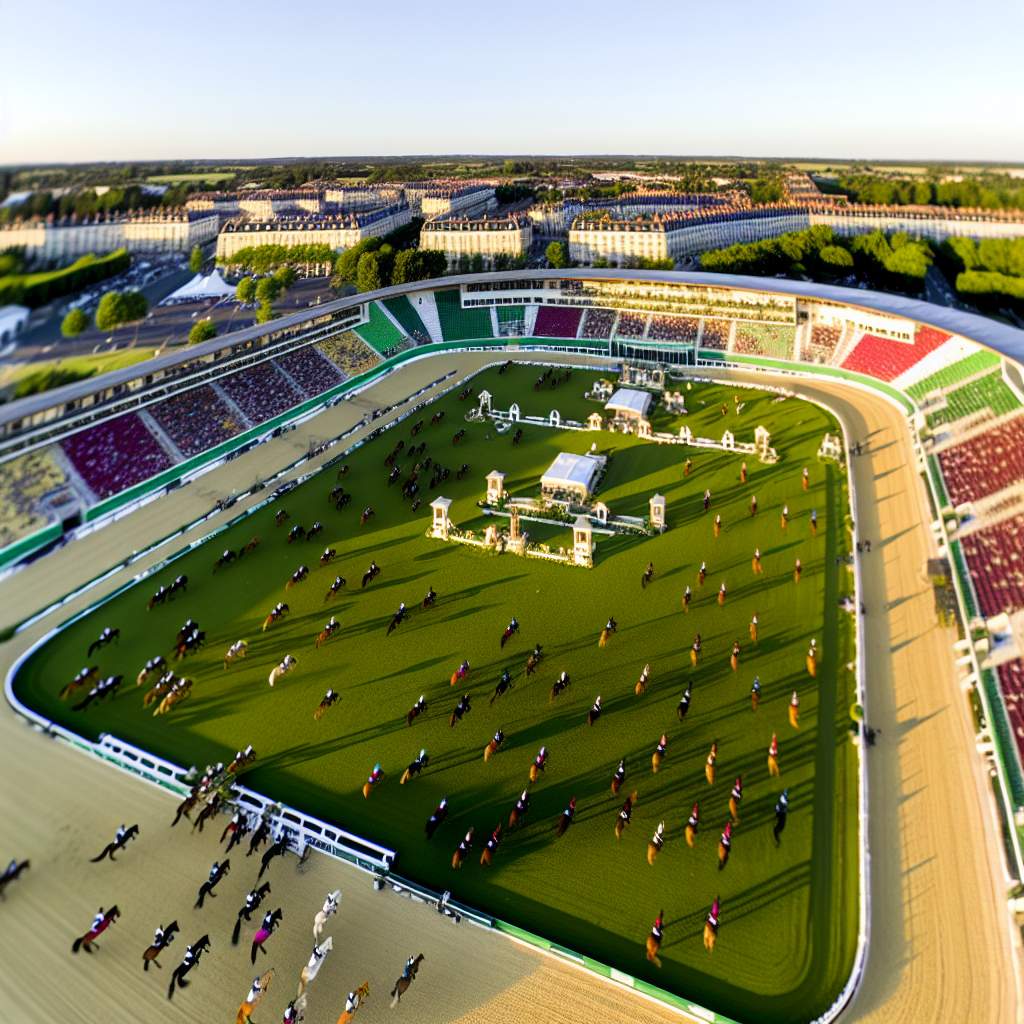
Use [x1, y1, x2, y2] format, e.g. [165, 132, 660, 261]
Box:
[13, 364, 859, 1023]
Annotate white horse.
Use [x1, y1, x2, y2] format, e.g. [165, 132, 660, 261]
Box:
[313, 889, 341, 942]
[224, 640, 248, 669]
[268, 655, 297, 687]
[297, 937, 332, 998]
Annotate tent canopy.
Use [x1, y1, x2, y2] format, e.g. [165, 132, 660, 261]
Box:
[160, 270, 236, 305]
[605, 388, 653, 419]
[541, 452, 604, 495]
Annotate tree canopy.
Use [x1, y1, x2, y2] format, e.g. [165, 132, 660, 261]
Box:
[188, 245, 204, 273]
[94, 289, 147, 331]
[60, 307, 90, 338]
[188, 318, 217, 344]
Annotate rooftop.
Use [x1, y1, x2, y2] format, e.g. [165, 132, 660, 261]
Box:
[541, 452, 605, 492]
[605, 388, 653, 418]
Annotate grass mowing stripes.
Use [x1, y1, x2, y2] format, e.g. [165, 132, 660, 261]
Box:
[13, 367, 857, 1022]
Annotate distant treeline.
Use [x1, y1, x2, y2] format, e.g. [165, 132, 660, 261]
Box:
[819, 173, 1024, 211]
[0, 248, 130, 308]
[939, 237, 1024, 312]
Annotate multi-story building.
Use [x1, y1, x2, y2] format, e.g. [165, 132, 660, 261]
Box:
[215, 204, 412, 261]
[416, 185, 496, 218]
[187, 190, 326, 219]
[809, 204, 1024, 242]
[420, 214, 532, 268]
[0, 210, 219, 262]
[322, 186, 404, 210]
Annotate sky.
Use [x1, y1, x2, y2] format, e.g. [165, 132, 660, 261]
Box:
[2, 0, 1023, 165]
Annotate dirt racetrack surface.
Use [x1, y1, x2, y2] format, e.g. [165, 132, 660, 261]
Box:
[1, 351, 1020, 1024]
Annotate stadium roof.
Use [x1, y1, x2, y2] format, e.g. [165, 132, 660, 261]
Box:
[3, 270, 1024, 429]
[605, 388, 653, 418]
[541, 452, 603, 494]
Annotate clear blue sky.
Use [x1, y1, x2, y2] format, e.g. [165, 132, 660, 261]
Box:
[3, 0, 1023, 164]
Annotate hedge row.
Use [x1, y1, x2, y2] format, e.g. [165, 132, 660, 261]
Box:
[0, 248, 130, 308]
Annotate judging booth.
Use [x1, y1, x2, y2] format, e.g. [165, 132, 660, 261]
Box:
[605, 388, 654, 426]
[540, 452, 606, 503]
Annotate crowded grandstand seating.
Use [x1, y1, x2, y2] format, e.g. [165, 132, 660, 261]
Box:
[354, 302, 410, 357]
[938, 416, 1024, 505]
[148, 385, 245, 458]
[496, 305, 525, 336]
[274, 346, 344, 398]
[219, 361, 303, 426]
[0, 449, 68, 547]
[804, 324, 842, 364]
[382, 296, 431, 344]
[842, 326, 948, 382]
[580, 308, 615, 340]
[996, 659, 1024, 764]
[316, 333, 381, 377]
[434, 289, 494, 342]
[648, 315, 699, 343]
[533, 306, 582, 338]
[961, 515, 1024, 617]
[927, 373, 1022, 427]
[700, 319, 730, 350]
[906, 349, 1002, 402]
[61, 413, 171, 500]
[615, 312, 648, 339]
[732, 322, 796, 360]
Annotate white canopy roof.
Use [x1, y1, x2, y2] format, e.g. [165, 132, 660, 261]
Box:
[160, 269, 236, 305]
[541, 452, 604, 492]
[606, 388, 653, 417]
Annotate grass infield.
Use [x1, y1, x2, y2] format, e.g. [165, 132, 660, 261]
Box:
[14, 365, 859, 1022]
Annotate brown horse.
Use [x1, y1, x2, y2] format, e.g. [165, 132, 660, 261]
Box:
[646, 821, 666, 865]
[634, 663, 651, 697]
[614, 791, 638, 840]
[60, 666, 98, 700]
[685, 803, 699, 847]
[154, 680, 192, 716]
[718, 822, 732, 869]
[645, 911, 664, 967]
[480, 826, 501, 867]
[72, 906, 121, 953]
[483, 730, 504, 762]
[451, 829, 473, 869]
[389, 953, 424, 1008]
[651, 734, 667, 773]
[704, 897, 720, 952]
[705, 742, 718, 785]
[336, 980, 370, 1023]
[142, 921, 179, 970]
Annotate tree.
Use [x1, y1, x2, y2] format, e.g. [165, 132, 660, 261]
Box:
[546, 241, 570, 269]
[94, 291, 127, 331]
[235, 276, 256, 304]
[60, 307, 90, 337]
[255, 276, 280, 306]
[188, 318, 217, 344]
[334, 238, 381, 289]
[256, 301, 275, 324]
[355, 250, 384, 293]
[188, 245, 204, 273]
[121, 290, 148, 322]
[272, 265, 297, 291]
[818, 245, 854, 270]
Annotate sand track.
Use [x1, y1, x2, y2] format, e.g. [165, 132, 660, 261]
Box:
[0, 353, 1018, 1023]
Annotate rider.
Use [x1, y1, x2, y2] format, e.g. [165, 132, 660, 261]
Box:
[323, 891, 340, 916]
[344, 992, 359, 1014]
[605, 616, 617, 633]
[114, 823, 128, 844]
[282, 1000, 301, 1023]
[91, 907, 106, 931]
[402, 954, 416, 980]
[153, 923, 170, 948]
[246, 976, 263, 1002]
[209, 861, 221, 882]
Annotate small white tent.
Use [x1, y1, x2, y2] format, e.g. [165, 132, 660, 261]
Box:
[160, 270, 236, 305]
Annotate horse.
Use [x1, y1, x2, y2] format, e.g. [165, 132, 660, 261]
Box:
[87, 627, 119, 657]
[361, 563, 381, 589]
[170, 788, 200, 827]
[148, 585, 170, 610]
[316, 621, 340, 648]
[450, 659, 470, 687]
[703, 897, 721, 952]
[390, 953, 424, 1008]
[449, 694, 471, 728]
[555, 797, 576, 837]
[285, 565, 310, 590]
[705, 742, 718, 784]
[641, 562, 655, 588]
[425, 798, 448, 839]
[483, 729, 504, 762]
[614, 792, 638, 840]
[362, 764, 384, 800]
[512, 427, 523, 446]
[768, 733, 780, 776]
[325, 576, 347, 601]
[431, 409, 445, 425]
[528, 746, 548, 783]
[167, 934, 211, 999]
[275, 508, 291, 526]
[490, 670, 513, 706]
[500, 617, 519, 648]
[718, 823, 732, 869]
[336, 492, 352, 510]
[224, 641, 248, 669]
[320, 547, 337, 567]
[250, 908, 283, 964]
[360, 506, 375, 526]
[677, 685, 692, 721]
[336, 980, 370, 1023]
[0, 859, 30, 898]
[422, 586, 437, 609]
[451, 829, 474, 869]
[480, 825, 502, 867]
[525, 645, 543, 676]
[142, 921, 179, 970]
[587, 695, 602, 726]
[228, 749, 257, 775]
[154, 679, 192, 716]
[645, 911, 664, 968]
[685, 802, 700, 847]
[337, 464, 350, 478]
[73, 674, 123, 712]
[313, 891, 341, 943]
[144, 675, 173, 708]
[647, 821, 666, 865]
[306, 522, 323, 542]
[231, 883, 273, 944]
[314, 688, 340, 720]
[136, 656, 167, 687]
[239, 537, 260, 558]
[268, 655, 298, 687]
[610, 758, 626, 795]
[288, 524, 306, 544]
[195, 860, 231, 908]
[72, 906, 121, 953]
[651, 733, 667, 773]
[400, 750, 429, 785]
[258, 837, 289, 880]
[406, 695, 427, 727]
[214, 549, 237, 573]
[634, 663, 651, 697]
[550, 671, 570, 701]
[89, 824, 140, 862]
[237, 969, 274, 1024]
[730, 641, 740, 673]
[297, 937, 332, 998]
[410, 419, 424, 436]
[60, 665, 98, 700]
[191, 793, 222, 834]
[729, 777, 743, 822]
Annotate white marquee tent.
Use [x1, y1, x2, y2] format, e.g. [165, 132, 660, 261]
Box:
[160, 270, 236, 305]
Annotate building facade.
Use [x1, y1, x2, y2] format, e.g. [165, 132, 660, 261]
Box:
[420, 215, 532, 268]
[0, 210, 219, 261]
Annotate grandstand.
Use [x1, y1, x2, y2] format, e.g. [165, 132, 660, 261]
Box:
[60, 413, 171, 500]
[648, 314, 699, 343]
[434, 288, 494, 342]
[960, 514, 1024, 617]
[614, 312, 648, 339]
[842, 326, 949, 382]
[937, 416, 1024, 506]
[804, 324, 843, 364]
[275, 347, 344, 398]
[496, 305, 526, 336]
[147, 385, 244, 458]
[218, 361, 303, 425]
[354, 302, 410, 357]
[906, 349, 1003, 402]
[534, 306, 582, 338]
[732, 321, 796, 360]
[315, 333, 382, 377]
[701, 318, 730, 350]
[0, 449, 70, 548]
[382, 295, 431, 343]
[996, 660, 1024, 765]
[580, 307, 616, 340]
[927, 373, 1022, 427]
